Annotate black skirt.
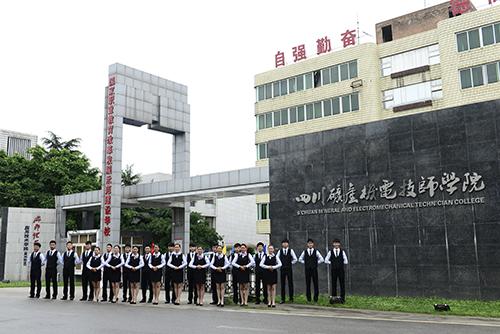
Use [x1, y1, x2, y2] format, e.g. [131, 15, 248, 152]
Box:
[237, 268, 250, 284]
[193, 268, 206, 284]
[89, 269, 102, 282]
[212, 269, 226, 284]
[150, 268, 163, 282]
[128, 269, 140, 283]
[263, 268, 278, 285]
[109, 267, 121, 282]
[171, 267, 184, 283]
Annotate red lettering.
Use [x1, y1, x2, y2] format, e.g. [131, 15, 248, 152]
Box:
[104, 195, 111, 205]
[104, 215, 111, 224]
[105, 185, 112, 195]
[106, 165, 112, 175]
[106, 145, 113, 154]
[105, 206, 111, 215]
[103, 226, 111, 236]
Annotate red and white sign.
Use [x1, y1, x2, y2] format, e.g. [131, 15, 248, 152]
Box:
[32, 215, 41, 243]
[103, 76, 116, 238]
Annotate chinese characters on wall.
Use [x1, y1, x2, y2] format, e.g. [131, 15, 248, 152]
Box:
[23, 226, 30, 266]
[294, 172, 486, 216]
[103, 76, 116, 238]
[32, 215, 41, 244]
[275, 30, 357, 68]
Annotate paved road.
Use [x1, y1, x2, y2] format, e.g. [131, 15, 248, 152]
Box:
[1, 288, 499, 334]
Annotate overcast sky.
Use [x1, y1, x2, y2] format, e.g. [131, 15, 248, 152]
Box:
[0, 0, 487, 177]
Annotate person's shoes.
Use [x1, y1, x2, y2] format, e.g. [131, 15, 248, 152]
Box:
[61, 296, 67, 301]
[79, 298, 87, 301]
[289, 298, 294, 303]
[70, 297, 74, 301]
[111, 300, 116, 304]
[101, 299, 107, 302]
[139, 299, 146, 303]
[88, 298, 93, 302]
[29, 295, 35, 298]
[153, 302, 158, 305]
[52, 296, 57, 300]
[174, 302, 180, 306]
[220, 304, 224, 307]
[210, 301, 217, 305]
[36, 295, 40, 298]
[122, 299, 127, 303]
[263, 300, 268, 304]
[272, 305, 276, 308]
[187, 301, 192, 304]
[279, 300, 285, 304]
[255, 300, 260, 305]
[44, 295, 50, 299]
[268, 304, 271, 308]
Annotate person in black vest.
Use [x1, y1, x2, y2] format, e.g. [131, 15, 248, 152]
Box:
[101, 243, 114, 302]
[207, 244, 219, 305]
[164, 243, 176, 304]
[61, 241, 80, 301]
[140, 245, 153, 303]
[167, 243, 187, 305]
[277, 239, 297, 304]
[189, 246, 210, 306]
[149, 244, 165, 305]
[106, 245, 124, 303]
[121, 244, 132, 303]
[229, 243, 241, 305]
[80, 241, 94, 301]
[86, 246, 106, 302]
[28, 242, 45, 298]
[44, 240, 62, 299]
[298, 239, 324, 302]
[231, 243, 255, 306]
[125, 246, 144, 304]
[186, 243, 198, 304]
[254, 242, 268, 305]
[324, 239, 348, 303]
[259, 245, 282, 308]
[210, 245, 230, 307]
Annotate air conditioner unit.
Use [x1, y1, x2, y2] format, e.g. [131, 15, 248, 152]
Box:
[351, 79, 363, 89]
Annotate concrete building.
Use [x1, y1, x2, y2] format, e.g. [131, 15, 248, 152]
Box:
[0, 129, 37, 159]
[254, 3, 500, 238]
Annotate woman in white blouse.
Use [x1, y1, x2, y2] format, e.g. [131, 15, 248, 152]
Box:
[260, 245, 282, 308]
[210, 245, 230, 307]
[86, 246, 106, 302]
[125, 246, 144, 304]
[188, 246, 210, 306]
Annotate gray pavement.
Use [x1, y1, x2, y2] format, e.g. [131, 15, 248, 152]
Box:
[1, 288, 499, 334]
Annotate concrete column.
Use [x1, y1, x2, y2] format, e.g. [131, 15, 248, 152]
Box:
[172, 203, 191, 252]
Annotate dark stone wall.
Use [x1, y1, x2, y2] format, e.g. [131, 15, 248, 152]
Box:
[268, 99, 500, 300]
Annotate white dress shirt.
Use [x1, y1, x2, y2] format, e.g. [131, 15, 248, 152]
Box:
[148, 252, 166, 269]
[125, 253, 145, 269]
[43, 249, 64, 266]
[259, 254, 283, 270]
[298, 248, 325, 264]
[324, 248, 349, 265]
[167, 252, 187, 269]
[188, 254, 210, 269]
[209, 254, 230, 270]
[276, 248, 298, 264]
[28, 251, 46, 265]
[231, 252, 255, 269]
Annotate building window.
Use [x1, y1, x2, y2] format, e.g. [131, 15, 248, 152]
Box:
[305, 73, 313, 89]
[383, 79, 442, 109]
[322, 68, 331, 85]
[190, 201, 196, 207]
[257, 86, 265, 101]
[265, 83, 272, 99]
[273, 81, 280, 98]
[7, 137, 31, 158]
[381, 44, 440, 76]
[296, 75, 304, 91]
[205, 199, 215, 205]
[280, 109, 289, 125]
[460, 61, 500, 89]
[306, 103, 314, 120]
[257, 203, 269, 220]
[313, 71, 321, 88]
[456, 23, 500, 52]
[297, 105, 305, 122]
[323, 99, 332, 116]
[289, 106, 297, 123]
[382, 25, 393, 42]
[314, 102, 322, 118]
[288, 77, 296, 93]
[256, 143, 268, 160]
[273, 111, 281, 127]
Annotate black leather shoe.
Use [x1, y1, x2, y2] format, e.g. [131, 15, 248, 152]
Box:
[101, 299, 107, 302]
[29, 295, 35, 298]
[139, 299, 146, 303]
[187, 301, 192, 304]
[122, 299, 127, 303]
[61, 296, 67, 300]
[255, 301, 260, 305]
[210, 301, 217, 305]
[79, 298, 87, 301]
[52, 296, 57, 300]
[280, 300, 285, 304]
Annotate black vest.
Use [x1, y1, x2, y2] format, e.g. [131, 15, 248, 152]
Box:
[255, 253, 265, 272]
[279, 249, 293, 268]
[263, 255, 277, 267]
[236, 253, 250, 266]
[63, 250, 76, 270]
[329, 249, 344, 270]
[108, 254, 122, 267]
[143, 254, 151, 271]
[89, 255, 102, 268]
[151, 253, 162, 267]
[128, 255, 140, 267]
[213, 255, 226, 268]
[30, 252, 42, 272]
[171, 253, 183, 267]
[304, 249, 318, 270]
[103, 253, 112, 271]
[81, 250, 92, 265]
[122, 253, 131, 272]
[46, 250, 59, 269]
[187, 253, 196, 271]
[193, 255, 207, 267]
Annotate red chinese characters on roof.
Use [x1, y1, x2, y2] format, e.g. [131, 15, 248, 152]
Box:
[340, 29, 357, 48]
[450, 0, 472, 16]
[292, 44, 307, 62]
[316, 36, 332, 55]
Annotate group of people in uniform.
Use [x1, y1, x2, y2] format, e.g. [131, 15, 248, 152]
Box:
[28, 237, 349, 308]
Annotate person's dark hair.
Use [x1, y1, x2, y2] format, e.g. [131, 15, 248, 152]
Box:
[174, 243, 181, 247]
[281, 239, 289, 244]
[234, 243, 241, 248]
[240, 243, 247, 248]
[332, 239, 341, 244]
[106, 243, 113, 247]
[125, 243, 131, 248]
[85, 241, 92, 245]
[168, 242, 175, 247]
[132, 245, 139, 250]
[94, 246, 100, 251]
[189, 243, 196, 248]
[49, 240, 56, 244]
[66, 241, 72, 245]
[256, 242, 264, 247]
[34, 242, 41, 247]
[307, 238, 314, 243]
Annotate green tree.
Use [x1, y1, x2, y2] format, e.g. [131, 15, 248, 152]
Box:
[190, 211, 222, 249]
[42, 131, 81, 151]
[121, 207, 172, 250]
[121, 164, 141, 186]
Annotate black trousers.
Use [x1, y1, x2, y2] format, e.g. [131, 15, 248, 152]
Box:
[164, 270, 176, 302]
[45, 267, 58, 297]
[30, 270, 42, 297]
[102, 270, 114, 300]
[210, 272, 217, 303]
[81, 269, 93, 300]
[280, 267, 294, 301]
[187, 269, 198, 303]
[255, 271, 268, 302]
[232, 271, 239, 304]
[122, 271, 130, 300]
[62, 267, 75, 298]
[305, 267, 319, 302]
[141, 271, 153, 301]
[331, 269, 345, 300]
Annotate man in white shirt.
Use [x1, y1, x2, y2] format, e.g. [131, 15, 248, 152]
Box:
[80, 241, 94, 301]
[61, 241, 80, 300]
[44, 240, 63, 299]
[298, 238, 324, 302]
[277, 238, 297, 303]
[324, 239, 348, 303]
[28, 242, 45, 298]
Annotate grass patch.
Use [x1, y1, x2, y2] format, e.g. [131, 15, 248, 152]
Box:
[287, 294, 500, 318]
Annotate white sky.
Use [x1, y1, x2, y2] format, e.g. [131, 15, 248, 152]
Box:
[0, 0, 487, 177]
